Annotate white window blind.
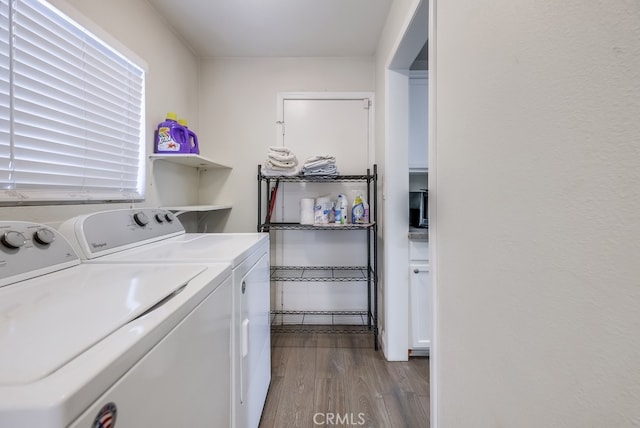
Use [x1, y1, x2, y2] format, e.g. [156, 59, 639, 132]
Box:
[0, 0, 145, 203]
[0, 1, 10, 185]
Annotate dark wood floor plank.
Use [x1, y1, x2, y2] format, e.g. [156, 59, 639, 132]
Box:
[259, 332, 430, 428]
[313, 377, 349, 420]
[376, 357, 419, 396]
[269, 338, 288, 378]
[345, 370, 394, 427]
[404, 357, 430, 396]
[270, 345, 317, 427]
[382, 390, 430, 428]
[258, 375, 284, 427]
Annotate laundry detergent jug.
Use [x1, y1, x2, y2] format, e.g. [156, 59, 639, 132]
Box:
[178, 118, 200, 154]
[154, 112, 189, 153]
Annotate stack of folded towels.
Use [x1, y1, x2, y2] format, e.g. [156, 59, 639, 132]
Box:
[301, 155, 338, 176]
[261, 146, 299, 176]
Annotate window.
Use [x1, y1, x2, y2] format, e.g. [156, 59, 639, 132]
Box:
[0, 0, 145, 204]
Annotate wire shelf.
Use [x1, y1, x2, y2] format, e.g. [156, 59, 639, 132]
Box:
[259, 174, 375, 183]
[270, 310, 375, 335]
[271, 266, 371, 282]
[261, 222, 375, 231]
[258, 164, 379, 348]
[270, 325, 373, 334]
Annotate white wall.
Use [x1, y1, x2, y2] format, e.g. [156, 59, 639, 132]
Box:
[434, 1, 640, 426]
[0, 0, 201, 227]
[197, 57, 375, 232]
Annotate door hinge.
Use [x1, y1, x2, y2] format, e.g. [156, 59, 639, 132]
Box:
[276, 120, 285, 135]
[363, 99, 371, 109]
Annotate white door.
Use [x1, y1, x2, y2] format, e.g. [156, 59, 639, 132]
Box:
[279, 95, 373, 174]
[273, 93, 374, 323]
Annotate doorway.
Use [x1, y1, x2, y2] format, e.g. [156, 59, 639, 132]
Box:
[384, 0, 436, 425]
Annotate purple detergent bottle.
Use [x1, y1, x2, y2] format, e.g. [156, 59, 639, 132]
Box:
[155, 112, 189, 153]
[178, 118, 200, 154]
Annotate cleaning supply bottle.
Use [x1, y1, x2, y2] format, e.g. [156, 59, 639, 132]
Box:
[335, 194, 348, 224]
[352, 195, 365, 224]
[362, 197, 370, 223]
[178, 118, 200, 154]
[155, 112, 189, 153]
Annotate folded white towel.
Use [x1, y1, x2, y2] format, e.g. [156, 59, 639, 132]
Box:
[303, 164, 338, 176]
[269, 146, 292, 155]
[267, 158, 297, 169]
[302, 157, 336, 172]
[303, 155, 335, 164]
[261, 165, 300, 176]
[268, 151, 298, 165]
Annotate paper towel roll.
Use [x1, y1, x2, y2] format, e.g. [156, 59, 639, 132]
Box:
[300, 198, 315, 224]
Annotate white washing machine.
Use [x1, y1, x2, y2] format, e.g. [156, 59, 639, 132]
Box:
[59, 208, 271, 428]
[0, 221, 232, 428]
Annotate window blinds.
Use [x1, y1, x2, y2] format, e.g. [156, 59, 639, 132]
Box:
[0, 2, 10, 186]
[0, 0, 145, 203]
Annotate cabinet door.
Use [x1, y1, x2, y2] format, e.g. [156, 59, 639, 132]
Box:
[410, 263, 431, 349]
[409, 76, 428, 170]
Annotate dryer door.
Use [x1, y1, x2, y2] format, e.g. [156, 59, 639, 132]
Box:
[235, 247, 270, 428]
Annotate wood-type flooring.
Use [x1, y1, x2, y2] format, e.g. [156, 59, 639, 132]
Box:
[259, 330, 430, 428]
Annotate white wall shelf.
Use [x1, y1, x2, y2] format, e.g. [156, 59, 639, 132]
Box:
[150, 154, 233, 229]
[161, 204, 232, 216]
[149, 154, 231, 170]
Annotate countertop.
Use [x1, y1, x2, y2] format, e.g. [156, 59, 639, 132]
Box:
[409, 227, 428, 241]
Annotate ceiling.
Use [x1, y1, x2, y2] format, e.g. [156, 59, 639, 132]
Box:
[146, 0, 393, 58]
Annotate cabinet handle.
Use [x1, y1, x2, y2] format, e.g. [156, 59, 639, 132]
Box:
[413, 269, 420, 274]
[242, 280, 247, 294]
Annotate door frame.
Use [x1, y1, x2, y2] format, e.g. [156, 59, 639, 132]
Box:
[384, 0, 438, 425]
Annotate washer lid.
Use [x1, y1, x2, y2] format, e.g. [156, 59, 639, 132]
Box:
[97, 233, 268, 266]
[0, 263, 207, 385]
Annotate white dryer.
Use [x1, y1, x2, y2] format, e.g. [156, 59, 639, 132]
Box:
[0, 221, 232, 428]
[59, 208, 271, 428]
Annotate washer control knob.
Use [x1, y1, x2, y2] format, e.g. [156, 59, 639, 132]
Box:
[133, 212, 149, 227]
[33, 228, 56, 245]
[164, 213, 174, 223]
[2, 231, 26, 249]
[155, 213, 165, 223]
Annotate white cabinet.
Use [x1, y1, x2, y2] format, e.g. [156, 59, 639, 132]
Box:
[410, 263, 431, 350]
[149, 154, 232, 215]
[409, 72, 428, 171]
[409, 239, 430, 353]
